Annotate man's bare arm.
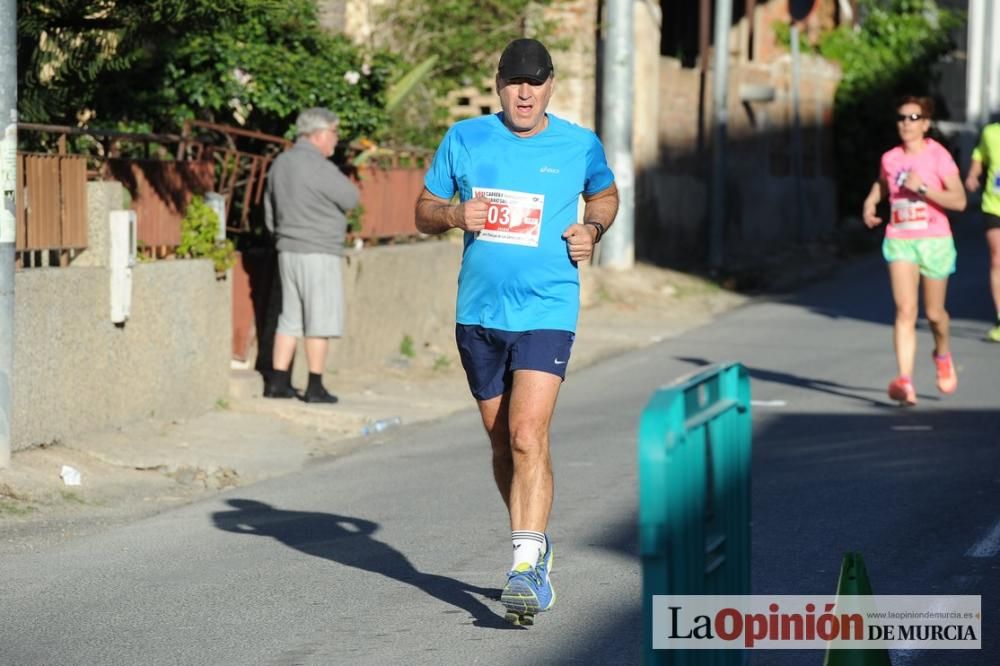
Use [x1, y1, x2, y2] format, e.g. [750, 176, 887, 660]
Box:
[415, 189, 489, 234]
[415, 189, 460, 234]
[561, 183, 620, 263]
[583, 183, 620, 236]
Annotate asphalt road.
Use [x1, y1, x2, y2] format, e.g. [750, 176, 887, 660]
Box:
[3, 233, 998, 665]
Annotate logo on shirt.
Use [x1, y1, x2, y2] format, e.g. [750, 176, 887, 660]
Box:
[539, 166, 560, 174]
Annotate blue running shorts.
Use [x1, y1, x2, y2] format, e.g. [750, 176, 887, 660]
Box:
[455, 325, 575, 400]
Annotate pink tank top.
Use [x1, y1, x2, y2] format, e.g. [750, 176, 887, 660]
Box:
[880, 139, 959, 239]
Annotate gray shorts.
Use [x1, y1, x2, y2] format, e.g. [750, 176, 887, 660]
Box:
[276, 252, 345, 338]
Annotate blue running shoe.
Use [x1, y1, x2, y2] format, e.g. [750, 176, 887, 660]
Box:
[501, 536, 555, 625]
[535, 533, 553, 588]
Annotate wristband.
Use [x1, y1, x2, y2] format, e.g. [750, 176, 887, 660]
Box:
[584, 221, 605, 242]
[917, 184, 928, 197]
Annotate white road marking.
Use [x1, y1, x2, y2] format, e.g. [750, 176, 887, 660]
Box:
[966, 518, 1000, 558]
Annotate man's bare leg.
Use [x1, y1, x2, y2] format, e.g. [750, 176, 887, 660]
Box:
[478, 392, 513, 510]
[475, 370, 561, 531]
[487, 369, 562, 624]
[506, 369, 561, 533]
[265, 333, 299, 398]
[272, 333, 298, 372]
[304, 337, 329, 374]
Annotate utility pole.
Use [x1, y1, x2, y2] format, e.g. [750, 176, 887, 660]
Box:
[709, 0, 733, 271]
[790, 21, 806, 243]
[967, 0, 984, 125]
[598, 0, 635, 270]
[0, 0, 16, 467]
[980, 0, 995, 125]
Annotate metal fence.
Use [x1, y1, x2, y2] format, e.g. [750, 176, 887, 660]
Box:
[15, 121, 434, 269]
[177, 120, 290, 234]
[104, 159, 215, 250]
[356, 166, 427, 240]
[14, 153, 88, 267]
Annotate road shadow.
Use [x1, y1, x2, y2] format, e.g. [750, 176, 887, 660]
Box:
[211, 499, 515, 630]
[778, 225, 997, 333]
[673, 356, 939, 407]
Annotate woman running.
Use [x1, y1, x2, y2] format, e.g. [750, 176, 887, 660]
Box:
[862, 95, 967, 406]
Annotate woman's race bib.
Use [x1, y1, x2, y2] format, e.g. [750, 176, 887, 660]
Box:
[891, 198, 929, 231]
[472, 187, 545, 247]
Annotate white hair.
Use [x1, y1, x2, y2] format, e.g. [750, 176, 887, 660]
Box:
[295, 108, 339, 136]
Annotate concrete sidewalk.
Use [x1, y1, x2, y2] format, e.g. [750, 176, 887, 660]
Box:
[0, 262, 759, 551]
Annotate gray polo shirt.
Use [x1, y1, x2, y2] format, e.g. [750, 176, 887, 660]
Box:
[264, 138, 360, 255]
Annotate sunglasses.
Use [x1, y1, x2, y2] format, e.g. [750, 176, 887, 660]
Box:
[896, 113, 924, 122]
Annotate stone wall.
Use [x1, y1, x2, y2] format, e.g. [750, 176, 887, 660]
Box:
[543, 0, 599, 129]
[645, 31, 842, 264]
[12, 182, 230, 451]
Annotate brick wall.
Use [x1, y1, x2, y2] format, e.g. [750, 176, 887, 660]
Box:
[645, 15, 843, 264]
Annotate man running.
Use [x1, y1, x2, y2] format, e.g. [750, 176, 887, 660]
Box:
[414, 38, 619, 624]
[964, 120, 1000, 341]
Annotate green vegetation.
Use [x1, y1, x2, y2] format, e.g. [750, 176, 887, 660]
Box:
[671, 279, 722, 299]
[372, 0, 559, 148]
[0, 500, 36, 516]
[433, 355, 451, 371]
[19, 0, 568, 154]
[399, 334, 416, 359]
[18, 0, 563, 151]
[178, 195, 237, 274]
[60, 490, 87, 504]
[779, 0, 963, 214]
[347, 204, 365, 235]
[18, 0, 392, 141]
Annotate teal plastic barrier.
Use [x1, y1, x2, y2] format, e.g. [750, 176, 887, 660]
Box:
[639, 362, 752, 665]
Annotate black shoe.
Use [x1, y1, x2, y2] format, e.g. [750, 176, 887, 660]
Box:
[263, 384, 297, 399]
[303, 387, 338, 404]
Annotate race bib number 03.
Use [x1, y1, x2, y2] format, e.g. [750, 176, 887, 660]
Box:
[472, 187, 544, 247]
[891, 198, 929, 231]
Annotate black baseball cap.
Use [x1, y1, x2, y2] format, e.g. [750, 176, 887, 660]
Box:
[497, 38, 554, 84]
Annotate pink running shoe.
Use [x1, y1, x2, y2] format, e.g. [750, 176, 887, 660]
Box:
[887, 376, 917, 406]
[933, 353, 957, 394]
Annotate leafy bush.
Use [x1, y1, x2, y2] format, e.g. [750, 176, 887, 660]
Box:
[178, 195, 236, 274]
[816, 0, 963, 214]
[372, 0, 560, 149]
[19, 0, 393, 143]
[399, 335, 416, 359]
[17, 0, 244, 125]
[347, 204, 365, 235]
[158, 1, 395, 139]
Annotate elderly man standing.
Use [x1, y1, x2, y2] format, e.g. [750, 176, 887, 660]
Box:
[264, 108, 358, 403]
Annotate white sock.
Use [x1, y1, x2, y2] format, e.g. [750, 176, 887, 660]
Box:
[511, 531, 546, 570]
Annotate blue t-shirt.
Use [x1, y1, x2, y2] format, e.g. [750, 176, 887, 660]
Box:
[424, 113, 615, 332]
